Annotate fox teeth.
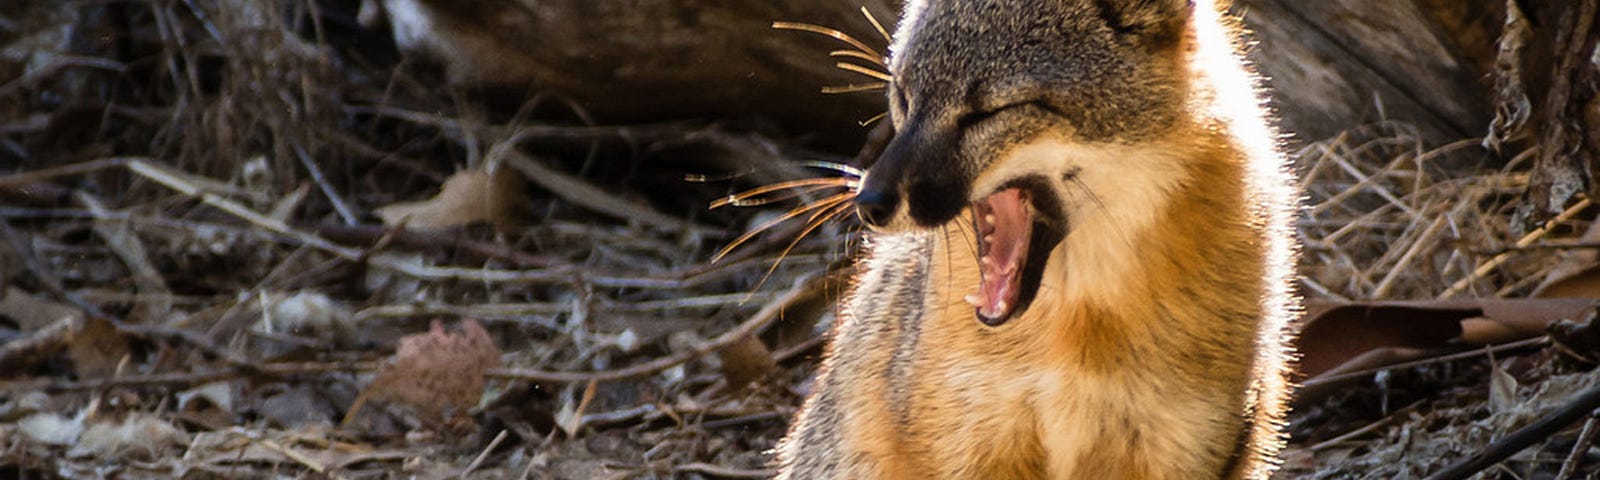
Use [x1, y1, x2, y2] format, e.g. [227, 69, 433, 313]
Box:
[984, 235, 995, 245]
[964, 293, 984, 307]
[996, 300, 1009, 312]
[984, 214, 996, 225]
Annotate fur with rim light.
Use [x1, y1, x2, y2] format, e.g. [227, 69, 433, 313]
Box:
[774, 0, 1299, 478]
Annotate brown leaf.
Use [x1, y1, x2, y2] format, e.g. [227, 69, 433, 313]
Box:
[1533, 264, 1600, 298]
[717, 334, 775, 387]
[67, 316, 130, 379]
[0, 287, 129, 378]
[361, 320, 502, 427]
[1532, 217, 1600, 297]
[374, 166, 525, 230]
[1300, 299, 1595, 378]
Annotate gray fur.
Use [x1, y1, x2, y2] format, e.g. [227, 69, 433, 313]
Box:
[863, 0, 1194, 227]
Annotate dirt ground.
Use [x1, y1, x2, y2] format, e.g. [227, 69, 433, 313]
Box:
[3, 1, 1600, 479]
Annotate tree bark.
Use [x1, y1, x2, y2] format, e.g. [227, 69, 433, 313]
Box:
[1489, 0, 1600, 224]
[360, 0, 898, 150]
[363, 0, 1597, 193]
[1233, 0, 1499, 144]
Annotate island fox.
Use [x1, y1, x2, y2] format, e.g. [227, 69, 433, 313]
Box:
[773, 0, 1298, 478]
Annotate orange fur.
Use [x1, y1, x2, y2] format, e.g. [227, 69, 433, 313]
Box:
[773, 0, 1297, 478]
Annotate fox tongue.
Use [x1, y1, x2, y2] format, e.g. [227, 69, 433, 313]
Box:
[966, 188, 1031, 324]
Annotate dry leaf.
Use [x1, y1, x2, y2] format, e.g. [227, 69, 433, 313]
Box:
[1532, 218, 1600, 297]
[1488, 360, 1519, 414]
[1300, 299, 1595, 378]
[0, 286, 79, 331]
[555, 380, 597, 437]
[1533, 264, 1600, 298]
[0, 288, 129, 379]
[67, 316, 130, 379]
[17, 412, 83, 446]
[0, 288, 80, 375]
[176, 381, 235, 413]
[68, 412, 187, 460]
[258, 386, 337, 428]
[718, 334, 776, 387]
[375, 166, 525, 230]
[362, 320, 502, 427]
[184, 430, 413, 471]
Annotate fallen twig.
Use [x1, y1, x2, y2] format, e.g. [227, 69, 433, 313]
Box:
[256, 437, 349, 480]
[1441, 198, 1593, 298]
[1423, 382, 1600, 480]
[461, 429, 509, 476]
[496, 145, 703, 234]
[0, 158, 129, 189]
[0, 218, 114, 319]
[489, 274, 821, 383]
[0, 315, 77, 373]
[315, 222, 561, 268]
[353, 291, 785, 324]
[1309, 400, 1425, 451]
[774, 333, 827, 364]
[5, 360, 382, 393]
[77, 191, 173, 324]
[673, 462, 775, 479]
[1556, 412, 1600, 480]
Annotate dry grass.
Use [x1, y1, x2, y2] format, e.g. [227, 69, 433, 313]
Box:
[1296, 121, 1583, 302]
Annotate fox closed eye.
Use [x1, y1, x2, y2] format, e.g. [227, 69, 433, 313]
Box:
[957, 100, 1062, 128]
[891, 87, 911, 122]
[956, 107, 1003, 128]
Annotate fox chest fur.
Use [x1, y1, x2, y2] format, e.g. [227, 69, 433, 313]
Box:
[774, 0, 1297, 479]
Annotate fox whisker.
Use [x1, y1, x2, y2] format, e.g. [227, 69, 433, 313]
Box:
[772, 21, 886, 66]
[860, 6, 892, 43]
[836, 62, 893, 82]
[711, 177, 859, 209]
[857, 112, 889, 127]
[719, 183, 854, 208]
[805, 193, 858, 224]
[823, 83, 889, 95]
[712, 191, 857, 262]
[751, 199, 857, 289]
[830, 50, 887, 67]
[796, 160, 866, 178]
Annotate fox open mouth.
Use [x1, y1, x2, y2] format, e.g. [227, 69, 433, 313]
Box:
[963, 186, 1065, 326]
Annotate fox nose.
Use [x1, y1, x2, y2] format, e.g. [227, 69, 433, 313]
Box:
[854, 188, 898, 227]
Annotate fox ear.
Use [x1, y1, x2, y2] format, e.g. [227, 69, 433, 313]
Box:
[1095, 0, 1192, 45]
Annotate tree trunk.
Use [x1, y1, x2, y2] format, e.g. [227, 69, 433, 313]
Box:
[359, 0, 898, 150]
[1233, 0, 1500, 144]
[1488, 0, 1600, 224]
[364, 0, 1599, 206]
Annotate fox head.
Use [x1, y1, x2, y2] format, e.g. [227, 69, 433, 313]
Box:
[856, 0, 1199, 325]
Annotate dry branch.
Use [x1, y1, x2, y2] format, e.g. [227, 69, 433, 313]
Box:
[1423, 382, 1600, 480]
[488, 274, 820, 383]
